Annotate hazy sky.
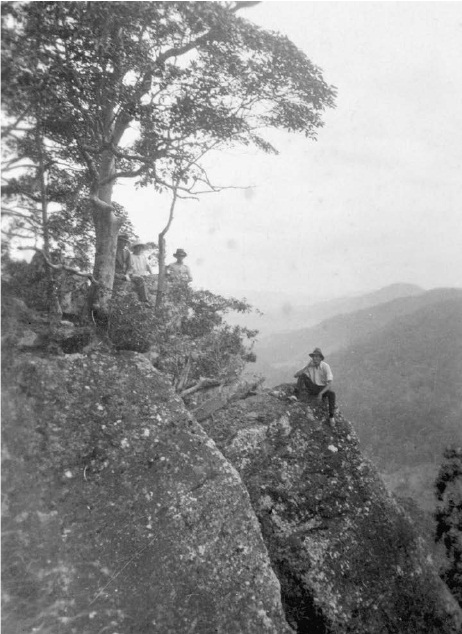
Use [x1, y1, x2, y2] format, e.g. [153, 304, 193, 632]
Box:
[114, 1, 462, 302]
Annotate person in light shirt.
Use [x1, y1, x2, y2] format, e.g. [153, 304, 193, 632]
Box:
[129, 242, 152, 303]
[294, 347, 337, 426]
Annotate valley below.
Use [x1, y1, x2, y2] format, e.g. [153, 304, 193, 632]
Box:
[245, 284, 462, 513]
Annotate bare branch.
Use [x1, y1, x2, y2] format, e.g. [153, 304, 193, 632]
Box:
[17, 247, 99, 285]
[2, 164, 41, 173]
[1, 208, 41, 226]
[1, 229, 36, 240]
[188, 184, 254, 196]
[1, 103, 35, 136]
[159, 180, 180, 240]
[180, 377, 222, 397]
[229, 1, 261, 13]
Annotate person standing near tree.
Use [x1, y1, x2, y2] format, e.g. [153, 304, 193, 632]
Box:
[115, 234, 132, 281]
[129, 242, 152, 303]
[294, 347, 337, 426]
[166, 248, 192, 284]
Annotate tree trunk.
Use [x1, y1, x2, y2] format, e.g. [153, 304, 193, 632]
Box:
[155, 185, 178, 313]
[91, 205, 122, 312]
[155, 233, 167, 312]
[36, 127, 62, 328]
[90, 150, 123, 315]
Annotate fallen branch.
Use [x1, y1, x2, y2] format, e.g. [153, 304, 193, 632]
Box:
[191, 378, 264, 421]
[180, 377, 222, 397]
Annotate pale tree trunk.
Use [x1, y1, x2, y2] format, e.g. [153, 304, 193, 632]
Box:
[36, 127, 62, 327]
[90, 150, 124, 315]
[155, 185, 178, 313]
[155, 233, 167, 312]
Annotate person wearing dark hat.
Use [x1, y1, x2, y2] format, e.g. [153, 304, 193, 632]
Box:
[115, 233, 132, 281]
[294, 348, 336, 425]
[166, 248, 192, 284]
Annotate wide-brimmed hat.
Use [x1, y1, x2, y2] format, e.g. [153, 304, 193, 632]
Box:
[132, 242, 147, 249]
[309, 347, 325, 360]
[173, 248, 187, 258]
[118, 233, 130, 242]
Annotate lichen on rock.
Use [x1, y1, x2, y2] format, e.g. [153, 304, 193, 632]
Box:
[200, 388, 462, 634]
[2, 352, 291, 633]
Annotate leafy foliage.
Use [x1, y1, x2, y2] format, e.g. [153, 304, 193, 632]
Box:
[108, 281, 257, 388]
[2, 258, 51, 312]
[435, 447, 462, 605]
[2, 1, 335, 304]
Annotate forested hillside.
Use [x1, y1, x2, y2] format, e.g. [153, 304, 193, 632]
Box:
[330, 297, 462, 507]
[254, 287, 462, 387]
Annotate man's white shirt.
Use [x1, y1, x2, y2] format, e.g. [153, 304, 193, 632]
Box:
[303, 360, 333, 386]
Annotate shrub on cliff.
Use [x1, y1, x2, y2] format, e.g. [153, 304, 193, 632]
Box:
[435, 446, 462, 606]
[3, 258, 52, 312]
[107, 282, 257, 390]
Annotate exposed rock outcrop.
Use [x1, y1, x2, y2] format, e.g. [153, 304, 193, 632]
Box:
[1, 294, 94, 355]
[3, 322, 461, 633]
[2, 352, 291, 634]
[200, 385, 462, 633]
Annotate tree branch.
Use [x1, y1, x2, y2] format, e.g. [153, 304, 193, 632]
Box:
[1, 187, 42, 203]
[1, 207, 41, 226]
[180, 377, 222, 397]
[89, 192, 114, 213]
[1, 103, 35, 136]
[229, 1, 261, 13]
[17, 247, 99, 285]
[98, 167, 145, 187]
[159, 180, 179, 240]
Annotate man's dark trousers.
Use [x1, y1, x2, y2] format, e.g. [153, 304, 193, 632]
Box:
[296, 375, 336, 417]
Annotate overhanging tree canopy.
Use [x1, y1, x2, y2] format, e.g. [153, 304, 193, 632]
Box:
[2, 1, 336, 310]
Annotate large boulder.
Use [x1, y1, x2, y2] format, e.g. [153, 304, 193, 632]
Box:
[200, 386, 462, 633]
[2, 352, 291, 634]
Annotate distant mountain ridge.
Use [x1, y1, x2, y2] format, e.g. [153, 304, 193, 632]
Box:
[247, 285, 462, 511]
[294, 282, 424, 326]
[227, 282, 424, 336]
[253, 287, 461, 387]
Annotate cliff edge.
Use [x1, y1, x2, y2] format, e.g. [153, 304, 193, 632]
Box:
[200, 385, 462, 633]
[2, 302, 461, 633]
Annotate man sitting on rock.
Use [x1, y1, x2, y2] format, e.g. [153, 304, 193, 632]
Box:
[294, 347, 336, 426]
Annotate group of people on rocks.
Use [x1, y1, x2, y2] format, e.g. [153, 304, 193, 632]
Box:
[115, 233, 192, 304]
[116, 233, 336, 425]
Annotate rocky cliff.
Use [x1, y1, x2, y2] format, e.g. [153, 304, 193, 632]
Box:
[199, 385, 461, 633]
[2, 352, 290, 634]
[2, 311, 461, 632]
